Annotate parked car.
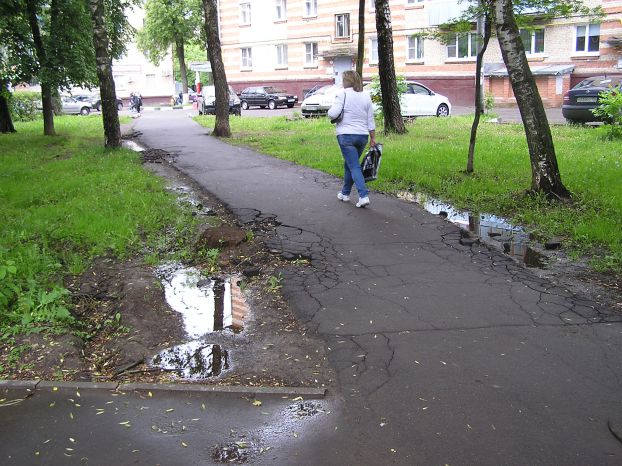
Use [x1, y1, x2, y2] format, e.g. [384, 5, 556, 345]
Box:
[364, 81, 451, 118]
[61, 96, 92, 115]
[562, 76, 622, 124]
[188, 90, 198, 103]
[73, 94, 123, 112]
[301, 85, 343, 117]
[198, 85, 242, 116]
[301, 81, 452, 119]
[239, 86, 297, 110]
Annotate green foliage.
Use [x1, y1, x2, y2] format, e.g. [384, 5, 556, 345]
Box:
[484, 92, 495, 113]
[194, 115, 622, 272]
[9, 91, 41, 122]
[591, 88, 622, 140]
[369, 75, 407, 118]
[136, 0, 204, 66]
[267, 273, 283, 293]
[0, 116, 197, 334]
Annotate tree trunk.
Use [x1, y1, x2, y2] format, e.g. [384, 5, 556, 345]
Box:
[0, 80, 16, 133]
[494, 0, 570, 199]
[467, 14, 491, 174]
[88, 0, 121, 149]
[356, 0, 365, 77]
[176, 39, 189, 94]
[374, 0, 406, 135]
[26, 0, 55, 136]
[202, 0, 231, 137]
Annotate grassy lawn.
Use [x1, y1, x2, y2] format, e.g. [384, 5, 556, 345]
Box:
[195, 114, 622, 273]
[0, 116, 195, 335]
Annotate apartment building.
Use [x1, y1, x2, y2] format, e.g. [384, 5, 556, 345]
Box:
[218, 0, 622, 106]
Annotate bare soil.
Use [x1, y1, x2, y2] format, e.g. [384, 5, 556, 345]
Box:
[0, 145, 335, 389]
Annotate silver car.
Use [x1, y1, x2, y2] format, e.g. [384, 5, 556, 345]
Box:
[61, 96, 92, 115]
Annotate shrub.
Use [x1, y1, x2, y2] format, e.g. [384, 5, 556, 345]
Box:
[10, 91, 41, 122]
[592, 87, 622, 140]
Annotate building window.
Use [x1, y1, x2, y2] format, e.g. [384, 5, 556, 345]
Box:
[240, 3, 251, 25]
[241, 47, 252, 68]
[368, 0, 375, 11]
[447, 33, 478, 59]
[575, 24, 599, 53]
[370, 38, 378, 64]
[275, 0, 286, 20]
[408, 36, 424, 60]
[304, 0, 317, 17]
[276, 44, 288, 66]
[407, 0, 425, 4]
[305, 42, 318, 66]
[519, 29, 544, 55]
[335, 14, 350, 39]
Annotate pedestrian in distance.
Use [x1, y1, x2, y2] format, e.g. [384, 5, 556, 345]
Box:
[327, 70, 376, 208]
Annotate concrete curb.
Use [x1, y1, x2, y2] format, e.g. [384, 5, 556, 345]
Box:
[0, 379, 326, 398]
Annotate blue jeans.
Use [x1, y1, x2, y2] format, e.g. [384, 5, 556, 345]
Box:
[337, 134, 369, 198]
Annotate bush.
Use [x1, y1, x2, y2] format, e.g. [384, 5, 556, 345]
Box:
[591, 88, 622, 140]
[10, 91, 41, 122]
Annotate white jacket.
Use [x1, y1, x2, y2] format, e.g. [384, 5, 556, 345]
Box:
[327, 88, 375, 136]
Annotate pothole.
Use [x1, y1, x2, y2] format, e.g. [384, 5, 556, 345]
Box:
[151, 341, 229, 379]
[288, 400, 324, 418]
[399, 191, 545, 267]
[212, 441, 251, 463]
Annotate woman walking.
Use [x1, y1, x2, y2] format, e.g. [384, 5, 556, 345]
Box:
[327, 70, 376, 208]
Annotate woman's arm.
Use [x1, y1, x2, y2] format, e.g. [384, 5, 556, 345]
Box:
[327, 91, 345, 120]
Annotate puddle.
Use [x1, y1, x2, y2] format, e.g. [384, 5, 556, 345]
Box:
[157, 264, 247, 338]
[121, 140, 145, 152]
[151, 341, 229, 379]
[288, 400, 324, 418]
[212, 441, 250, 463]
[398, 191, 545, 266]
[168, 184, 214, 215]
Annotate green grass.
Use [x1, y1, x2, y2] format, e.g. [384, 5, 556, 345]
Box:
[0, 116, 195, 335]
[195, 114, 622, 272]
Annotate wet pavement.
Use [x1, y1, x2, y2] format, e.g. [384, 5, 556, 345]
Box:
[2, 109, 620, 465]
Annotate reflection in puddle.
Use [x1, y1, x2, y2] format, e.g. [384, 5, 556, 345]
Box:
[151, 341, 229, 379]
[398, 191, 541, 265]
[157, 265, 246, 338]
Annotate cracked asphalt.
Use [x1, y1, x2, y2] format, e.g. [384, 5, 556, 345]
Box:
[3, 109, 618, 465]
[129, 110, 622, 464]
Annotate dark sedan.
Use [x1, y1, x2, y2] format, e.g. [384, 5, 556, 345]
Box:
[562, 76, 622, 124]
[239, 86, 297, 110]
[198, 85, 241, 116]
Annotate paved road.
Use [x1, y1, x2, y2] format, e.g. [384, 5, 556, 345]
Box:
[135, 111, 620, 464]
[2, 109, 619, 465]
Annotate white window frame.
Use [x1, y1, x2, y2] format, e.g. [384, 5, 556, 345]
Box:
[370, 38, 378, 64]
[335, 13, 350, 39]
[276, 44, 288, 67]
[574, 23, 600, 54]
[240, 2, 251, 25]
[275, 0, 286, 20]
[241, 47, 252, 69]
[304, 0, 317, 17]
[304, 42, 318, 66]
[519, 28, 544, 55]
[406, 0, 424, 4]
[368, 0, 375, 12]
[446, 33, 478, 59]
[407, 36, 424, 61]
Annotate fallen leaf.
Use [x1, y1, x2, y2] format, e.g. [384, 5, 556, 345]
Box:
[252, 400, 262, 407]
[181, 442, 188, 447]
[165, 408, 174, 413]
[292, 396, 303, 401]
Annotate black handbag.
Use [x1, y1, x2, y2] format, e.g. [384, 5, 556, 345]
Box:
[361, 143, 383, 181]
[330, 92, 346, 124]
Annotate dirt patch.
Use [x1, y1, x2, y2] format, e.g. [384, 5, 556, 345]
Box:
[0, 144, 335, 389]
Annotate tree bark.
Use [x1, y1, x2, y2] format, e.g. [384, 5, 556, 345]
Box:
[494, 0, 570, 199]
[88, 0, 121, 149]
[374, 0, 406, 134]
[202, 0, 231, 137]
[356, 0, 365, 77]
[26, 0, 55, 136]
[176, 38, 189, 94]
[467, 14, 491, 174]
[0, 80, 16, 133]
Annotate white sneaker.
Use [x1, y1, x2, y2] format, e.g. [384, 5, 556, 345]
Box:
[356, 196, 370, 208]
[337, 192, 350, 202]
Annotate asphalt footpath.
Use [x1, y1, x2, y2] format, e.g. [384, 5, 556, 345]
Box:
[2, 109, 620, 465]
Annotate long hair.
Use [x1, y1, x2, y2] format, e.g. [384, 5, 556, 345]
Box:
[342, 70, 362, 92]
